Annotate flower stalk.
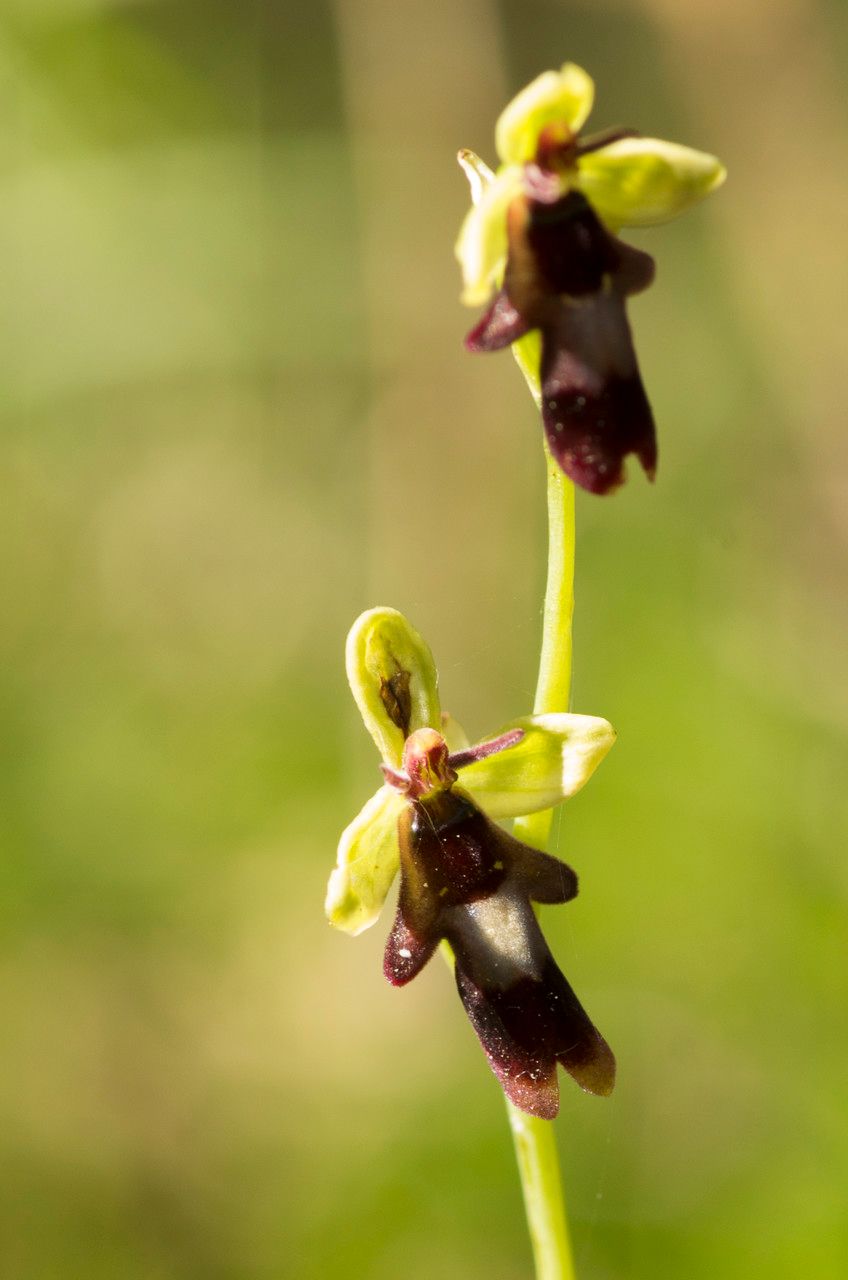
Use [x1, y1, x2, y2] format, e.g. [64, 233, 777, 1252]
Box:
[509, 1101, 576, 1280]
[509, 423, 579, 1280]
[514, 442, 576, 852]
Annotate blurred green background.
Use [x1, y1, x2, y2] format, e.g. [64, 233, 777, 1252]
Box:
[2, 0, 847, 1276]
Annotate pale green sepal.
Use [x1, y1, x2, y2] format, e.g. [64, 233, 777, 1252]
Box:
[346, 607, 441, 767]
[326, 786, 405, 935]
[459, 712, 616, 819]
[576, 137, 726, 228]
[440, 711, 470, 754]
[495, 63, 595, 166]
[456, 165, 523, 306]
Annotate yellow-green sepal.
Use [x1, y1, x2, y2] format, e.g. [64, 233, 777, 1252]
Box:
[455, 163, 523, 306]
[459, 712, 616, 818]
[346, 607, 441, 768]
[495, 63, 595, 166]
[576, 137, 726, 228]
[325, 786, 405, 935]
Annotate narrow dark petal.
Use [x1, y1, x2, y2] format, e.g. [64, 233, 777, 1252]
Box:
[574, 126, 639, 157]
[465, 289, 531, 352]
[448, 727, 524, 772]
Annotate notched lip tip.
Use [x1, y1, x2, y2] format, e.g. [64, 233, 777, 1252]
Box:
[584, 1062, 617, 1098]
[573, 1044, 617, 1098]
[525, 1100, 559, 1121]
[506, 1085, 560, 1121]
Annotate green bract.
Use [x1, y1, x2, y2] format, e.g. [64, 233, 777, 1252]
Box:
[327, 608, 616, 935]
[455, 61, 726, 306]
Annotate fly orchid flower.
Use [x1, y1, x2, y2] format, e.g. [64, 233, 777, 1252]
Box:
[326, 607, 617, 1117]
[456, 62, 726, 495]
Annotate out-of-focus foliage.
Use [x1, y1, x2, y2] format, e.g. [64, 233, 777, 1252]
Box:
[1, 1, 847, 1278]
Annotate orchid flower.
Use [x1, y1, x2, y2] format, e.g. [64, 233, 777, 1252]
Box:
[456, 63, 726, 494]
[326, 608, 617, 1117]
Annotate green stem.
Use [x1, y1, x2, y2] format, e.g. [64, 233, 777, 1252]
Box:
[510, 429, 578, 1280]
[508, 1104, 575, 1280]
[514, 449, 576, 850]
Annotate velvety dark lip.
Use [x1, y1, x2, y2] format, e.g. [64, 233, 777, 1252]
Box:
[465, 190, 657, 496]
[383, 785, 614, 1116]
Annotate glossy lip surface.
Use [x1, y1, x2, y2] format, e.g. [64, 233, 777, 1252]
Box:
[383, 785, 615, 1117]
[467, 189, 657, 495]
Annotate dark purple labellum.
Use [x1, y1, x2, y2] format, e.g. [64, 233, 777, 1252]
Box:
[383, 787, 615, 1117]
[466, 189, 657, 496]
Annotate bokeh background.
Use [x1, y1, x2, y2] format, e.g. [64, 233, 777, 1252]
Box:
[2, 0, 847, 1276]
